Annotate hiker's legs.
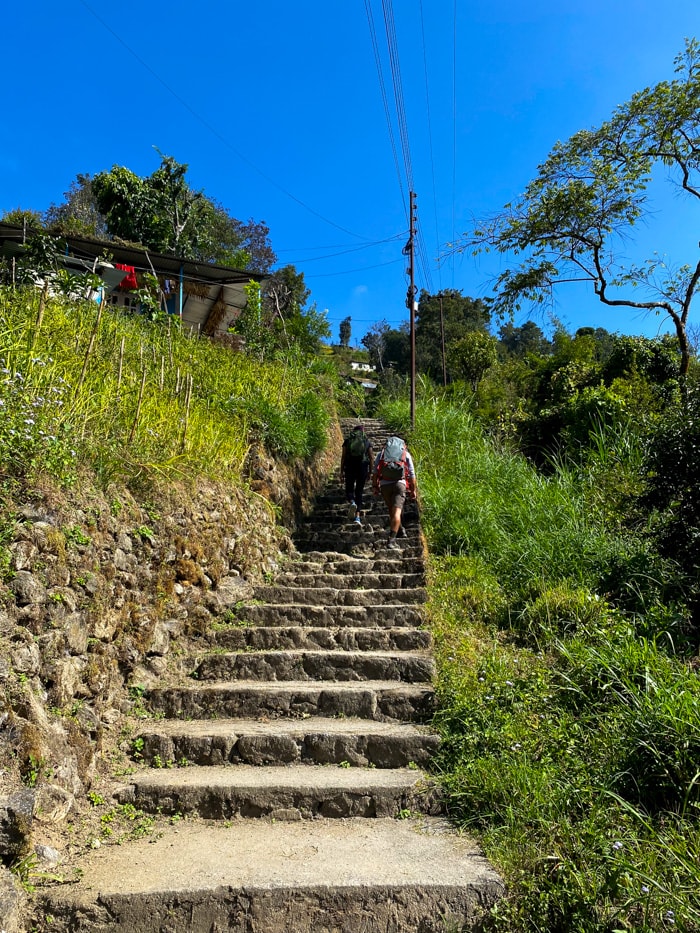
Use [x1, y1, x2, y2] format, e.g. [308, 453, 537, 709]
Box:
[381, 482, 406, 534]
[352, 464, 369, 512]
[344, 471, 356, 505]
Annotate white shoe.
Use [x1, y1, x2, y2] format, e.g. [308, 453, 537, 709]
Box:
[387, 538, 400, 550]
[354, 515, 362, 525]
[347, 501, 357, 520]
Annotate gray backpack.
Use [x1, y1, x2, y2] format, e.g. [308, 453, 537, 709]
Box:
[377, 436, 407, 481]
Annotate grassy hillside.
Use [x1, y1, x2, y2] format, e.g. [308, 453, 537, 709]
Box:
[377, 396, 700, 932]
[2, 283, 699, 931]
[0, 286, 339, 913]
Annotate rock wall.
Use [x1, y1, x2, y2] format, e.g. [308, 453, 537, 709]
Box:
[0, 426, 340, 928]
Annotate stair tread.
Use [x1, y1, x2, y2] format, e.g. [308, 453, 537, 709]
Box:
[138, 716, 437, 737]
[125, 764, 433, 790]
[38, 816, 501, 897]
[155, 679, 434, 692]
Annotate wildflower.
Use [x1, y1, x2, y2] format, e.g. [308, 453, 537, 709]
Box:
[641, 885, 650, 894]
[505, 680, 514, 686]
[612, 841, 623, 851]
[485, 695, 494, 701]
[665, 910, 675, 923]
[23, 418, 35, 425]
[511, 743, 521, 750]
[478, 676, 485, 682]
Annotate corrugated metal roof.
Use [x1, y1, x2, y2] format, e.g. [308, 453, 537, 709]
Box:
[0, 224, 268, 286]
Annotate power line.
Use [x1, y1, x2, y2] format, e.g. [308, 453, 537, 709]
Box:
[363, 0, 407, 216]
[381, 0, 414, 196]
[76, 0, 370, 242]
[281, 233, 406, 265]
[276, 233, 404, 254]
[452, 0, 458, 287]
[305, 258, 405, 278]
[419, 0, 442, 294]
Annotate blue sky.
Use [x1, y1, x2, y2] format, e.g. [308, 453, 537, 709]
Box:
[1, 1, 698, 346]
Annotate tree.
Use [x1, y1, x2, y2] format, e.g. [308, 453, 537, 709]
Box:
[361, 321, 411, 375]
[59, 154, 276, 270]
[416, 288, 491, 380]
[498, 320, 551, 358]
[44, 174, 108, 238]
[456, 39, 700, 377]
[384, 323, 411, 373]
[448, 331, 499, 390]
[339, 316, 351, 347]
[232, 264, 329, 358]
[362, 320, 391, 371]
[1, 208, 44, 232]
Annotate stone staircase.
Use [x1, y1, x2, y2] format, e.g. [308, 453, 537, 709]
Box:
[37, 419, 502, 932]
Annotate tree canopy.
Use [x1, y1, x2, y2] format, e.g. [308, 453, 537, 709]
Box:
[44, 154, 276, 272]
[456, 39, 700, 376]
[416, 288, 491, 381]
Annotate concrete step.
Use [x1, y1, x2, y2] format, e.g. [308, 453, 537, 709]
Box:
[192, 650, 436, 684]
[273, 571, 425, 590]
[116, 764, 443, 820]
[305, 510, 421, 526]
[132, 716, 440, 768]
[292, 535, 424, 557]
[203, 624, 432, 652]
[37, 818, 503, 932]
[223, 603, 425, 629]
[252, 585, 427, 607]
[297, 517, 420, 533]
[295, 553, 426, 574]
[147, 680, 436, 723]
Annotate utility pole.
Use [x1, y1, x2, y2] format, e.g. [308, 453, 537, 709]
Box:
[404, 191, 418, 430]
[439, 293, 447, 387]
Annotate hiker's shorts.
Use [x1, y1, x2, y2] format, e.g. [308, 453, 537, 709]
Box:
[380, 480, 406, 512]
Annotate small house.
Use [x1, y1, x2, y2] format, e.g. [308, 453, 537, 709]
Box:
[0, 223, 267, 339]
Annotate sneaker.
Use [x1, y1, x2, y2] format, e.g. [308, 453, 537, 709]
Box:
[396, 526, 407, 538]
[387, 538, 400, 551]
[347, 500, 357, 520]
[353, 515, 362, 525]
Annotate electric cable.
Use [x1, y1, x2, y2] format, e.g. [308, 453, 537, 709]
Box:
[363, 0, 407, 217]
[76, 0, 371, 242]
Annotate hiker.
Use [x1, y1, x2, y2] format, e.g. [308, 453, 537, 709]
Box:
[372, 435, 418, 550]
[339, 424, 374, 525]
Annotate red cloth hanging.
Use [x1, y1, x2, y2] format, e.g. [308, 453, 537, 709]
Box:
[115, 263, 139, 290]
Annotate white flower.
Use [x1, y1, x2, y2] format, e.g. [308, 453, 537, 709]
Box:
[612, 841, 623, 851]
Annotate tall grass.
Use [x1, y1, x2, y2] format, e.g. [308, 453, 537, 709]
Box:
[0, 287, 331, 489]
[377, 397, 700, 932]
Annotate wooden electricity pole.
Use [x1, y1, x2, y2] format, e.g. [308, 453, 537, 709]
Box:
[405, 191, 418, 430]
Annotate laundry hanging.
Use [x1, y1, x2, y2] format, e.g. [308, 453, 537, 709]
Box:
[115, 263, 139, 290]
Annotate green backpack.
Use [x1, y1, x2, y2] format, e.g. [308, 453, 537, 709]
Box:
[346, 430, 367, 459]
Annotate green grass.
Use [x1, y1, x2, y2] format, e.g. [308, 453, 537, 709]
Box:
[377, 397, 700, 932]
[0, 287, 331, 489]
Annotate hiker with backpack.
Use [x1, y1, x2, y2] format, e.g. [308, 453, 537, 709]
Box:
[372, 435, 418, 550]
[340, 424, 374, 525]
